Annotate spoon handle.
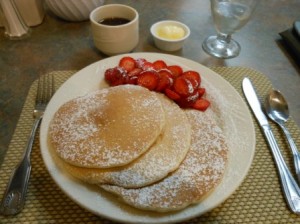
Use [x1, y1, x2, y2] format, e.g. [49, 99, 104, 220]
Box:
[263, 125, 300, 214]
[280, 124, 300, 184]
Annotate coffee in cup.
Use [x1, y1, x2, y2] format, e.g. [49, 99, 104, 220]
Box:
[90, 4, 139, 56]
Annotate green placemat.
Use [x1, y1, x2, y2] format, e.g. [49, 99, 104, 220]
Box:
[0, 68, 300, 223]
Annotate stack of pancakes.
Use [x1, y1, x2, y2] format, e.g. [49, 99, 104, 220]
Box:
[48, 85, 228, 212]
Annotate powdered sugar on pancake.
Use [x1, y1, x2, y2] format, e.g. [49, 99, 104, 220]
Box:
[49, 85, 165, 168]
[101, 110, 228, 212]
[56, 94, 191, 188]
[201, 76, 253, 189]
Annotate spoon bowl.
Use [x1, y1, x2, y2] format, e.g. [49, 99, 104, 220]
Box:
[265, 89, 300, 184]
[265, 89, 289, 123]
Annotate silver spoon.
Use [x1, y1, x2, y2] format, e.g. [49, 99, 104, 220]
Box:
[265, 89, 300, 183]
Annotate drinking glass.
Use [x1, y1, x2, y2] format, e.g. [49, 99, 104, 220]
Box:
[202, 0, 257, 59]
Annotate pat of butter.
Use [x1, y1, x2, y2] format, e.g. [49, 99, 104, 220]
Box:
[157, 25, 185, 40]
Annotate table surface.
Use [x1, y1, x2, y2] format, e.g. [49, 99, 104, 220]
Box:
[0, 0, 299, 183]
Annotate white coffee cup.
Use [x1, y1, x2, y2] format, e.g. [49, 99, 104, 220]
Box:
[90, 4, 139, 56]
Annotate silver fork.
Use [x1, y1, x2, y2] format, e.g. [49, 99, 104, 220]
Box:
[0, 74, 55, 215]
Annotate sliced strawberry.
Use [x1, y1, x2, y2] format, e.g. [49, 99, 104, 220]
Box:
[181, 71, 201, 89]
[177, 90, 199, 108]
[104, 67, 116, 83]
[158, 69, 174, 79]
[197, 87, 206, 98]
[142, 62, 155, 70]
[135, 58, 148, 69]
[168, 65, 183, 78]
[153, 60, 167, 70]
[124, 75, 138, 85]
[156, 69, 173, 92]
[104, 67, 127, 86]
[192, 98, 210, 111]
[173, 76, 194, 97]
[104, 58, 210, 112]
[165, 88, 181, 101]
[119, 56, 136, 72]
[137, 70, 159, 90]
[128, 68, 142, 77]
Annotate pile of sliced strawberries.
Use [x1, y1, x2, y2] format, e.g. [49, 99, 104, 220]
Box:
[104, 56, 210, 111]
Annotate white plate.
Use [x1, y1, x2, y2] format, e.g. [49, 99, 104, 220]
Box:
[40, 53, 255, 223]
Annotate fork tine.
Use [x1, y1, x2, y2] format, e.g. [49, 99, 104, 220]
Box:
[42, 75, 47, 104]
[35, 76, 43, 105]
[35, 74, 55, 105]
[45, 74, 54, 103]
[48, 74, 55, 101]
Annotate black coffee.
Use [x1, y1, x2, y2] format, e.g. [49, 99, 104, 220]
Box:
[99, 17, 131, 26]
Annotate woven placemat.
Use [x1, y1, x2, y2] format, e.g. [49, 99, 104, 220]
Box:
[0, 68, 300, 223]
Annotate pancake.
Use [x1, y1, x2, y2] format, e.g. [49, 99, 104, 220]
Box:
[48, 85, 165, 168]
[51, 94, 191, 188]
[101, 109, 228, 212]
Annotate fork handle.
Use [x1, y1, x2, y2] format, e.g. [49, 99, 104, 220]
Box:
[0, 117, 42, 215]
